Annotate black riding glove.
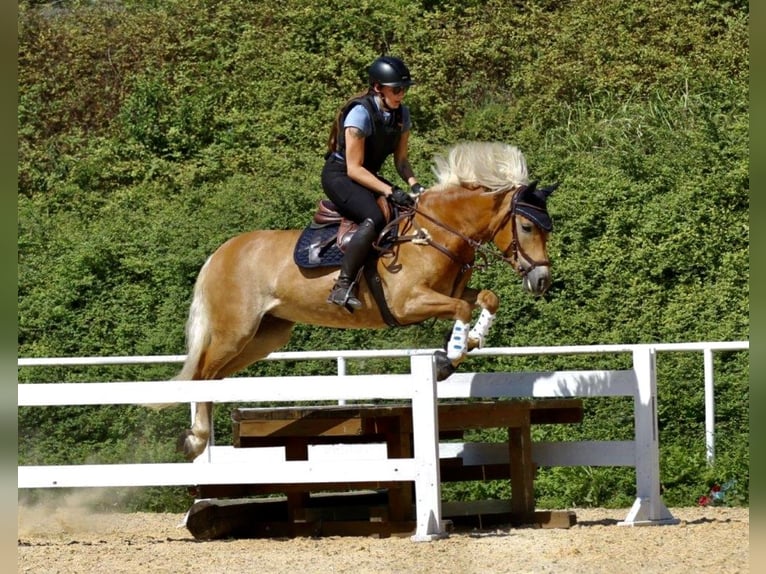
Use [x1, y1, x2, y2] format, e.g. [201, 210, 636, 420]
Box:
[390, 187, 415, 207]
[410, 183, 426, 196]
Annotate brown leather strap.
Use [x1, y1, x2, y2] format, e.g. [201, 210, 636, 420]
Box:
[363, 263, 401, 327]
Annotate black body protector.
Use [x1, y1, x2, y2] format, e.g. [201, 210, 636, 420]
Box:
[335, 93, 404, 173]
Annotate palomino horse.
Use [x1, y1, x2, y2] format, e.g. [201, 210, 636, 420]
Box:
[174, 141, 556, 459]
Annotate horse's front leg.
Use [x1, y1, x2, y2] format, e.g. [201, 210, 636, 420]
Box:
[400, 286, 498, 380]
[444, 288, 499, 359]
[465, 289, 499, 351]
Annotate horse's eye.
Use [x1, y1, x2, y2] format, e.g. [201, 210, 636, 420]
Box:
[521, 223, 533, 233]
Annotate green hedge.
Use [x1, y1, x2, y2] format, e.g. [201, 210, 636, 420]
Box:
[18, 0, 748, 511]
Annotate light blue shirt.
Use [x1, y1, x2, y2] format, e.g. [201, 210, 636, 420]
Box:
[343, 98, 411, 136]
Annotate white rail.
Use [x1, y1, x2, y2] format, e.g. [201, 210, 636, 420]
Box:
[18, 341, 749, 533]
[18, 355, 446, 542]
[19, 341, 748, 464]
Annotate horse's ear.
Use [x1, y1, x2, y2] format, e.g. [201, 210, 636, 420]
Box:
[524, 180, 538, 194]
[515, 179, 554, 231]
[538, 182, 560, 198]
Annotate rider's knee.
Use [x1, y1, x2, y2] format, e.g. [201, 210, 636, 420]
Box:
[359, 217, 379, 237]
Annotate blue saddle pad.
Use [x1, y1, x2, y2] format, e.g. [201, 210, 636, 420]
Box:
[293, 224, 343, 269]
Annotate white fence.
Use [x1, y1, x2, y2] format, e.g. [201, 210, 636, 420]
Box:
[18, 341, 748, 540]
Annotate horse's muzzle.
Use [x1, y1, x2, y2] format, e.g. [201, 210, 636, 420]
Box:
[522, 266, 551, 296]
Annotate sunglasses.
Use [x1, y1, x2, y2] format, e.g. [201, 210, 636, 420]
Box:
[391, 85, 409, 95]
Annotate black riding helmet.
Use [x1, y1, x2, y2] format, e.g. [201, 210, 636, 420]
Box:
[368, 56, 415, 88]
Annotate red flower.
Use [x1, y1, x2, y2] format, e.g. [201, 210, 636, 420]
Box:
[711, 484, 721, 492]
[698, 495, 710, 506]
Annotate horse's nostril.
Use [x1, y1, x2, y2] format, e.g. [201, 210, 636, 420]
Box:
[536, 273, 551, 294]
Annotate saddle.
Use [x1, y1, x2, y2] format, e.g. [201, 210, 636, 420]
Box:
[293, 196, 402, 326]
[294, 196, 393, 268]
[314, 197, 392, 255]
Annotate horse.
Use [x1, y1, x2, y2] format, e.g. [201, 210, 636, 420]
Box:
[173, 141, 557, 460]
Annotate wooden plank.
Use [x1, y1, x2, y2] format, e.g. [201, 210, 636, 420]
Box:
[232, 400, 583, 439]
[232, 404, 411, 421]
[438, 402, 530, 430]
[508, 411, 535, 516]
[185, 497, 289, 540]
[184, 492, 420, 540]
[238, 418, 365, 437]
[441, 500, 577, 529]
[382, 414, 413, 521]
[530, 406, 584, 424]
[510, 511, 578, 529]
[236, 414, 412, 438]
[193, 481, 409, 499]
[437, 400, 583, 431]
[449, 510, 577, 530]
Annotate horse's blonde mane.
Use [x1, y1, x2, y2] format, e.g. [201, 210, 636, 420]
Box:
[431, 141, 529, 194]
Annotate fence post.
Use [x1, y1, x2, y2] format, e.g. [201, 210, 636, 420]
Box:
[337, 356, 347, 406]
[704, 348, 715, 464]
[620, 346, 679, 526]
[409, 354, 447, 541]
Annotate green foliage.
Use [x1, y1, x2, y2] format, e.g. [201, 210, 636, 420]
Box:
[18, 0, 748, 512]
[535, 467, 636, 509]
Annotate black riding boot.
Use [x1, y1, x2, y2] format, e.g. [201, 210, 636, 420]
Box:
[327, 218, 377, 310]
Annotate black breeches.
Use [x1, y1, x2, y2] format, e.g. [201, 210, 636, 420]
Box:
[321, 160, 387, 232]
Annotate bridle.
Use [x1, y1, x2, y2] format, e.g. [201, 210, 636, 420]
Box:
[375, 187, 550, 277]
[495, 189, 552, 276]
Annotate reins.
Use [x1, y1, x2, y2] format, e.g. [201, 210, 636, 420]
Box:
[374, 188, 550, 277]
[376, 208, 479, 270]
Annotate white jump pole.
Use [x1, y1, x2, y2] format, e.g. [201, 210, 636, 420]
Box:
[409, 354, 448, 541]
[619, 346, 679, 526]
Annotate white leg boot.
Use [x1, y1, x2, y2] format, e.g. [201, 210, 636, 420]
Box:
[446, 320, 469, 361]
[468, 309, 495, 349]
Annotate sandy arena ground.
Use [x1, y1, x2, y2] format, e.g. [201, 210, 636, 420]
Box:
[17, 505, 748, 574]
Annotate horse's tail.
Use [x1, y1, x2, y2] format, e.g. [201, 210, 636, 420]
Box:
[144, 257, 212, 410]
[175, 256, 213, 382]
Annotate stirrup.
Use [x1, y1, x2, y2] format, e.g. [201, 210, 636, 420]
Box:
[327, 282, 362, 310]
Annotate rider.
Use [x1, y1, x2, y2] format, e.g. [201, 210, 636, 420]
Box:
[322, 55, 426, 310]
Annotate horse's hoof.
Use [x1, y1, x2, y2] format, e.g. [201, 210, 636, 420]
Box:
[176, 430, 202, 461]
[434, 350, 456, 381]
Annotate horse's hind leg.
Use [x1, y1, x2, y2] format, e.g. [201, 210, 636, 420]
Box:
[177, 322, 261, 460]
[178, 315, 295, 460]
[176, 328, 253, 460]
[216, 315, 295, 377]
